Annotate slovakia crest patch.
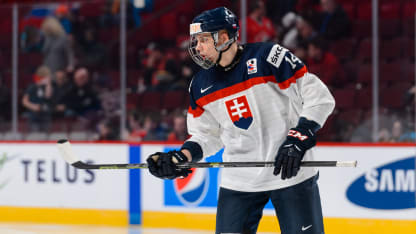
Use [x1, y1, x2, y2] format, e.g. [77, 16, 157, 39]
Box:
[246, 58, 257, 74]
[225, 95, 253, 130]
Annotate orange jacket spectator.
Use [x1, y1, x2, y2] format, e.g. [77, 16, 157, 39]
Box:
[242, 0, 276, 43]
[306, 37, 345, 87]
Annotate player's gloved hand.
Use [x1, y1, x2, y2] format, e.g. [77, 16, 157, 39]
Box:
[274, 118, 319, 180]
[146, 150, 192, 180]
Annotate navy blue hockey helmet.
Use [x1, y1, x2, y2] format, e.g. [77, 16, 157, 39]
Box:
[189, 7, 240, 69]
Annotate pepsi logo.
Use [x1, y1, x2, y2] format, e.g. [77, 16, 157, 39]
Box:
[346, 156, 415, 210]
[173, 168, 210, 206]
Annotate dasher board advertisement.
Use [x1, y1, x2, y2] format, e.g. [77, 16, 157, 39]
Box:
[0, 143, 129, 210]
[141, 144, 416, 220]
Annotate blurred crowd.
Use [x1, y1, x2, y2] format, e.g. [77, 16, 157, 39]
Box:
[0, 0, 414, 142]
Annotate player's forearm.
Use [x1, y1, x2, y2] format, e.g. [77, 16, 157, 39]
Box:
[181, 141, 203, 162]
[180, 149, 193, 162]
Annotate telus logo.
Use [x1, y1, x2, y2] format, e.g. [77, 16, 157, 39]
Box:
[346, 156, 415, 210]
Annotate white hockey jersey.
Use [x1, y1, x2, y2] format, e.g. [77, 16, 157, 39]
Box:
[186, 42, 335, 192]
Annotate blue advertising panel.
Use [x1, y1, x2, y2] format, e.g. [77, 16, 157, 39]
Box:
[129, 145, 141, 224]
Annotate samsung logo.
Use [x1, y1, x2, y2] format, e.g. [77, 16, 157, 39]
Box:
[364, 169, 414, 192]
[346, 156, 415, 209]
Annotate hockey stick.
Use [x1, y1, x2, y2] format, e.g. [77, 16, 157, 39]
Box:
[57, 139, 357, 170]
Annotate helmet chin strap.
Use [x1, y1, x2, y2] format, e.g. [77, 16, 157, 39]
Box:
[212, 31, 236, 64]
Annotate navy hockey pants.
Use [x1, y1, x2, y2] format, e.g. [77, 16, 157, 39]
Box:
[215, 174, 324, 234]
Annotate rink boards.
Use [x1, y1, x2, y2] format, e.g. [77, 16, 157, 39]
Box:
[0, 142, 415, 233]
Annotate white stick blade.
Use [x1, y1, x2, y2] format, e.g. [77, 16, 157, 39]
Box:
[336, 161, 357, 167]
[57, 140, 79, 164]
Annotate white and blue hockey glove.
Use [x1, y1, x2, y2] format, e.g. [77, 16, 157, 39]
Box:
[274, 117, 319, 180]
[146, 150, 192, 180]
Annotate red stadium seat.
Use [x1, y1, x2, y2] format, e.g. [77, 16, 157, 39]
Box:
[329, 38, 357, 61]
[0, 53, 6, 70]
[380, 85, 408, 109]
[0, 19, 12, 34]
[79, 2, 103, 18]
[354, 87, 372, 110]
[19, 73, 34, 90]
[403, 62, 415, 83]
[340, 2, 356, 20]
[202, 0, 232, 11]
[127, 93, 142, 110]
[162, 90, 187, 111]
[332, 88, 356, 110]
[127, 69, 142, 87]
[342, 60, 359, 82]
[176, 0, 196, 14]
[316, 113, 336, 141]
[404, 36, 415, 59]
[356, 64, 372, 87]
[380, 62, 403, 84]
[356, 38, 372, 63]
[379, 19, 400, 39]
[380, 2, 400, 19]
[402, 1, 416, 20]
[0, 35, 11, 50]
[182, 95, 190, 109]
[98, 27, 119, 43]
[356, 2, 372, 20]
[159, 12, 178, 40]
[380, 37, 407, 62]
[403, 19, 415, 37]
[107, 70, 120, 89]
[19, 52, 43, 71]
[352, 20, 371, 38]
[341, 109, 363, 125]
[138, 91, 162, 111]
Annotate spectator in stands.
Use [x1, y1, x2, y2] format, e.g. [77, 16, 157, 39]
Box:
[96, 118, 119, 141]
[379, 119, 414, 143]
[126, 111, 147, 141]
[77, 27, 106, 69]
[306, 37, 345, 87]
[142, 43, 177, 91]
[62, 67, 101, 118]
[51, 70, 72, 118]
[280, 12, 299, 50]
[281, 12, 318, 59]
[389, 120, 403, 142]
[404, 85, 416, 107]
[0, 74, 10, 121]
[167, 111, 188, 142]
[318, 0, 350, 40]
[20, 25, 43, 53]
[399, 123, 416, 142]
[142, 112, 168, 141]
[265, 0, 298, 24]
[41, 17, 74, 74]
[22, 66, 53, 131]
[169, 37, 198, 90]
[55, 4, 72, 34]
[295, 0, 321, 14]
[244, 0, 277, 43]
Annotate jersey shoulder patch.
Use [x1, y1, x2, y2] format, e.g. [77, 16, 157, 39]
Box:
[266, 44, 288, 68]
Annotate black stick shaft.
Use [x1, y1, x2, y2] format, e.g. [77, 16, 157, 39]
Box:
[71, 160, 355, 170]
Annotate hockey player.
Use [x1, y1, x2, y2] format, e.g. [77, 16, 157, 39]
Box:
[147, 7, 335, 234]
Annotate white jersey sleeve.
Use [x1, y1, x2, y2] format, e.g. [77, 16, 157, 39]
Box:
[296, 72, 336, 127]
[185, 79, 224, 159]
